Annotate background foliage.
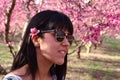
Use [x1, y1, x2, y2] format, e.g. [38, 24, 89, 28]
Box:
[0, 0, 120, 80]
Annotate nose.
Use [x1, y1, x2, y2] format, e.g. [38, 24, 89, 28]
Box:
[62, 37, 70, 48]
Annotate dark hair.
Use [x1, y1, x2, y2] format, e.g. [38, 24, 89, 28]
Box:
[11, 10, 73, 80]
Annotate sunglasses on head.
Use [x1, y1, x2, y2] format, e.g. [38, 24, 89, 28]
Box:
[40, 29, 74, 44]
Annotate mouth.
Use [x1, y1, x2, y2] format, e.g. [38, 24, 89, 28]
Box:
[59, 50, 67, 56]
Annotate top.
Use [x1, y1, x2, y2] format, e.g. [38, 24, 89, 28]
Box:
[2, 74, 58, 80]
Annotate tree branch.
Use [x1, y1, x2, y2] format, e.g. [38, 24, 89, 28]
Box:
[4, 0, 16, 58]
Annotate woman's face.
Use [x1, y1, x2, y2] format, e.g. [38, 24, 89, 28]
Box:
[37, 30, 71, 65]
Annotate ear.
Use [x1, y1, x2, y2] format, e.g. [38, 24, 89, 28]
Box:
[31, 35, 40, 47]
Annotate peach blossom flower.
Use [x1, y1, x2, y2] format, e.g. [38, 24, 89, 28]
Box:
[30, 27, 40, 36]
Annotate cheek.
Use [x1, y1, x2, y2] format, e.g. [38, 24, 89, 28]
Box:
[40, 43, 65, 65]
[40, 41, 58, 52]
[40, 41, 58, 55]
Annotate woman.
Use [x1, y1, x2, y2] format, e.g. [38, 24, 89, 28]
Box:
[3, 10, 73, 80]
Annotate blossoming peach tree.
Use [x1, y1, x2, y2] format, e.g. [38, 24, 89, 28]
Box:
[58, 0, 120, 58]
[0, 0, 120, 73]
[0, 0, 41, 74]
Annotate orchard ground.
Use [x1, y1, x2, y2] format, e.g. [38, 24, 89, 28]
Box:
[0, 38, 120, 80]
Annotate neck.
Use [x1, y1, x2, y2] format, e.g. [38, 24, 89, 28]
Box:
[36, 48, 53, 80]
[36, 71, 51, 80]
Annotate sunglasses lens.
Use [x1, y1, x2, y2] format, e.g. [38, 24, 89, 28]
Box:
[56, 31, 65, 42]
[55, 30, 74, 44]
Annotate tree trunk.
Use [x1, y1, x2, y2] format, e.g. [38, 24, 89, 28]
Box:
[69, 41, 83, 59]
[0, 65, 7, 75]
[4, 0, 16, 58]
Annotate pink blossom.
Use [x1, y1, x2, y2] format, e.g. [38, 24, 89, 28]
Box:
[106, 14, 113, 18]
[83, 36, 89, 42]
[30, 27, 40, 36]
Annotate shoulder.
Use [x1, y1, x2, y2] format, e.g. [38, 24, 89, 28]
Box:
[2, 64, 29, 80]
[12, 64, 28, 75]
[2, 74, 22, 80]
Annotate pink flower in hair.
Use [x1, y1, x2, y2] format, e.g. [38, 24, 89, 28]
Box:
[30, 27, 40, 36]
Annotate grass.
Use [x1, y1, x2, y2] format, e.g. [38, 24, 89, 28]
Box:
[0, 43, 13, 80]
[66, 38, 120, 80]
[0, 43, 13, 69]
[0, 38, 120, 80]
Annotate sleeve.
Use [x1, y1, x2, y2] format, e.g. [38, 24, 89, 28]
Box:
[2, 74, 22, 80]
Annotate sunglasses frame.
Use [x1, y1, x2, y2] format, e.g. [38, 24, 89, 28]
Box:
[40, 29, 73, 44]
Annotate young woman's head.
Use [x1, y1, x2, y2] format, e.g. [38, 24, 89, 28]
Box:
[11, 10, 73, 80]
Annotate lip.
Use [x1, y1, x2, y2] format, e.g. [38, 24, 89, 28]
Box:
[58, 50, 67, 56]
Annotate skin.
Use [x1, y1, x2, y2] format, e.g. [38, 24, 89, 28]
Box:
[9, 31, 70, 80]
[34, 31, 70, 80]
[36, 32, 70, 65]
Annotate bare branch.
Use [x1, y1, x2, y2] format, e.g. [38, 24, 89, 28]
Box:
[4, 0, 16, 58]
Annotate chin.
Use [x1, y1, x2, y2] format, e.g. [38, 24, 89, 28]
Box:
[56, 60, 64, 65]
